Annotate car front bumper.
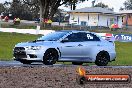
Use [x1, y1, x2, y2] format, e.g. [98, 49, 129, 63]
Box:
[14, 58, 42, 62]
[13, 47, 44, 61]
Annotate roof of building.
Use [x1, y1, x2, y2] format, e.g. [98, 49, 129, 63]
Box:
[119, 10, 132, 14]
[68, 7, 117, 14]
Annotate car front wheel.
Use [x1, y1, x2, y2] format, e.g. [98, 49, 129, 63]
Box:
[43, 49, 58, 65]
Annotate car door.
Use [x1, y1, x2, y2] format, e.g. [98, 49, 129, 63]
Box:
[59, 32, 84, 60]
[81, 33, 101, 60]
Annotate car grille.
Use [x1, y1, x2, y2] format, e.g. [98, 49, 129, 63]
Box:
[14, 47, 25, 51]
[13, 47, 27, 58]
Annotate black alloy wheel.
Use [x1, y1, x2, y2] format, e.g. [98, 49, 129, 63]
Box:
[95, 52, 109, 66]
[43, 49, 58, 65]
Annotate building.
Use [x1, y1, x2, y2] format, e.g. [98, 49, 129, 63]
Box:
[68, 7, 123, 28]
[119, 10, 132, 26]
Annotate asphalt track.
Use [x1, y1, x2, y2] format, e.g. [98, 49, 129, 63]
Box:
[0, 61, 132, 68]
[0, 61, 62, 67]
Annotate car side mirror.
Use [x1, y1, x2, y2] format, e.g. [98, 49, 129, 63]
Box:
[61, 38, 69, 43]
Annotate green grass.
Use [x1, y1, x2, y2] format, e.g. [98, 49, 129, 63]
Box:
[89, 29, 132, 34]
[0, 32, 40, 60]
[0, 32, 132, 66]
[109, 42, 132, 66]
[1, 23, 37, 29]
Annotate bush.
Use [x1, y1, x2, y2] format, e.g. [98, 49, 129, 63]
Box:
[14, 21, 20, 25]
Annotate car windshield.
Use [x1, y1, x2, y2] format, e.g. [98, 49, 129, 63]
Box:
[37, 32, 68, 41]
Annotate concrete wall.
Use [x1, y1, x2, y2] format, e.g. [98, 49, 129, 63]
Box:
[88, 14, 98, 26]
[98, 15, 109, 27]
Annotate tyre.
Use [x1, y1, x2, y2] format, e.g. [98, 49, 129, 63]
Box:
[72, 62, 83, 65]
[43, 49, 58, 65]
[95, 52, 110, 66]
[20, 60, 32, 64]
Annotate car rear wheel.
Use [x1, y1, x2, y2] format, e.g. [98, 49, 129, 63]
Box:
[95, 52, 109, 66]
[72, 62, 83, 65]
[43, 49, 58, 65]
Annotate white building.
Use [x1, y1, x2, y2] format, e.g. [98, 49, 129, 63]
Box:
[68, 7, 123, 28]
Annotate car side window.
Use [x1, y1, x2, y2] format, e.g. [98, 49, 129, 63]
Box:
[65, 32, 100, 42]
[66, 33, 84, 42]
[85, 33, 100, 41]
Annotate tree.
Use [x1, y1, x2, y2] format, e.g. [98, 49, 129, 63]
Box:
[94, 2, 108, 8]
[119, 0, 132, 11]
[10, 0, 31, 20]
[0, 3, 6, 14]
[0, 1, 12, 16]
[23, 0, 71, 26]
[23, 0, 40, 19]
[94, 2, 114, 11]
[8, 0, 39, 20]
[66, 0, 88, 10]
[22, 0, 91, 27]
[52, 9, 68, 22]
[15, 0, 89, 27]
[123, 0, 132, 10]
[119, 7, 124, 11]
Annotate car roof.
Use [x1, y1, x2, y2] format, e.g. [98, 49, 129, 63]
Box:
[56, 30, 100, 38]
[56, 30, 90, 33]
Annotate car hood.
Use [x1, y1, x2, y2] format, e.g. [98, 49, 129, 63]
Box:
[15, 41, 56, 47]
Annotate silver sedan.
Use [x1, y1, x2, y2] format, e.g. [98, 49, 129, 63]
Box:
[13, 30, 116, 66]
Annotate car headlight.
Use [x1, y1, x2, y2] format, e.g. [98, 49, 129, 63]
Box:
[27, 46, 41, 50]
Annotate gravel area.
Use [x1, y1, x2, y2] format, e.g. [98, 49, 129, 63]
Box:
[0, 66, 132, 88]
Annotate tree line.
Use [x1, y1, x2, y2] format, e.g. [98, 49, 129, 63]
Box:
[0, 0, 131, 22]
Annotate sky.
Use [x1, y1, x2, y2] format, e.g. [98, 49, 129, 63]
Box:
[77, 0, 126, 12]
[60, 0, 127, 12]
[0, 0, 11, 3]
[0, 0, 127, 12]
